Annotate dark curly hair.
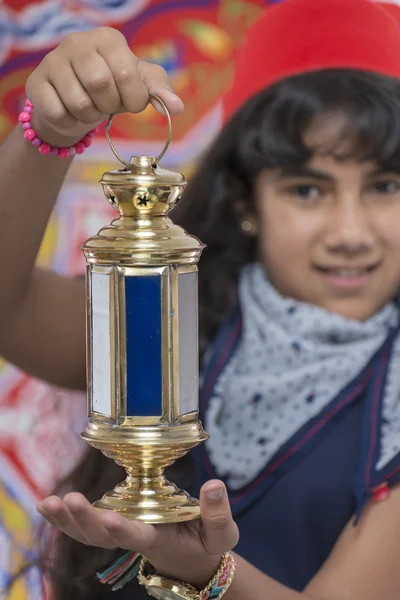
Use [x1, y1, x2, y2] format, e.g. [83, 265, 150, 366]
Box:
[16, 68, 400, 599]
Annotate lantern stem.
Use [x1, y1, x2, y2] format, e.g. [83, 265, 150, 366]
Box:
[82, 420, 207, 523]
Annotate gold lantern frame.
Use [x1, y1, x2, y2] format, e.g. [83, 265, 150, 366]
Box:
[81, 97, 208, 524]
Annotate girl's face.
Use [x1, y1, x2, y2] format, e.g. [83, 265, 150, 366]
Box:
[254, 128, 400, 320]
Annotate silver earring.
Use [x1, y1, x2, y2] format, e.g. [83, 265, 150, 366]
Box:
[241, 220, 253, 233]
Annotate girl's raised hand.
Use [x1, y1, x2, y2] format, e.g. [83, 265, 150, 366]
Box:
[25, 27, 184, 147]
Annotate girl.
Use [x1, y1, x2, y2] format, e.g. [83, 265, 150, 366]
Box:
[2, 0, 400, 598]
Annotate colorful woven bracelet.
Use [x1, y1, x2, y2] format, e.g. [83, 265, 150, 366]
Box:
[18, 98, 99, 158]
[199, 552, 236, 600]
[96, 549, 236, 598]
[96, 550, 142, 591]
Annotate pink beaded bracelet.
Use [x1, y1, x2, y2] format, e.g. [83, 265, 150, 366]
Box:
[18, 98, 99, 158]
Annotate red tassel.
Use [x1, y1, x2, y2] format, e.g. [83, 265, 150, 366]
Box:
[372, 482, 390, 503]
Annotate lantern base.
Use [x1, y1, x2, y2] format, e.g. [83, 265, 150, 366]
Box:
[92, 474, 200, 523]
[81, 419, 208, 524]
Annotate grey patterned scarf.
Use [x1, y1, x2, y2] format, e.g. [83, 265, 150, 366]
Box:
[205, 263, 400, 490]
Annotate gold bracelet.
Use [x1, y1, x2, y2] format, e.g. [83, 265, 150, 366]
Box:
[138, 551, 236, 600]
[195, 551, 236, 600]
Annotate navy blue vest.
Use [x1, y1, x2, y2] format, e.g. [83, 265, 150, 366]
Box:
[122, 392, 384, 598]
[193, 396, 364, 590]
[118, 309, 400, 598]
[193, 306, 400, 590]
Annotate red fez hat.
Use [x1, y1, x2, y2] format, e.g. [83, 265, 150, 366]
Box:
[223, 0, 400, 121]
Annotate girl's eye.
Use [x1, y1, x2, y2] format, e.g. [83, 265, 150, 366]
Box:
[287, 184, 321, 201]
[370, 180, 400, 195]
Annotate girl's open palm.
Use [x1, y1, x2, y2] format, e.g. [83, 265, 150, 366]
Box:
[37, 480, 239, 586]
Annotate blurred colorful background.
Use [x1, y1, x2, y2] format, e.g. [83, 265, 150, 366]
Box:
[0, 0, 275, 597]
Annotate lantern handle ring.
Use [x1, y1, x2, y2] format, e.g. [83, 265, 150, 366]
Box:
[105, 94, 172, 167]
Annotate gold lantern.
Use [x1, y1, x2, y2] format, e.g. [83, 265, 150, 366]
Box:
[81, 97, 207, 524]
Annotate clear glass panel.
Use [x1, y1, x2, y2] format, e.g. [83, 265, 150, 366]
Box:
[91, 271, 111, 417]
[178, 271, 199, 415]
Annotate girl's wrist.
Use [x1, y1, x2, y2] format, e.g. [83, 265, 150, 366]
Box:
[29, 116, 82, 149]
[19, 99, 101, 156]
[150, 551, 222, 589]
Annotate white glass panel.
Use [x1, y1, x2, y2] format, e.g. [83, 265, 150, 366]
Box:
[91, 271, 111, 416]
[178, 272, 199, 414]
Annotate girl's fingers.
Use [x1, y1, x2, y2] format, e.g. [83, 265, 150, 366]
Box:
[26, 78, 77, 132]
[71, 51, 121, 117]
[38, 493, 170, 554]
[199, 480, 240, 555]
[138, 60, 185, 116]
[48, 61, 103, 125]
[97, 29, 183, 116]
[100, 511, 159, 553]
[37, 496, 90, 545]
[63, 493, 118, 549]
[26, 26, 184, 146]
[38, 494, 117, 549]
[96, 34, 149, 115]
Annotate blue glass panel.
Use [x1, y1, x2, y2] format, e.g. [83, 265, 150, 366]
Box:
[125, 275, 162, 416]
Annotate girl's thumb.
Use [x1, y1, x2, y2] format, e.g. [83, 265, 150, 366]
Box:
[199, 480, 239, 555]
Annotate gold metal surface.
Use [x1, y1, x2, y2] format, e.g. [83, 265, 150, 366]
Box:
[81, 420, 207, 523]
[137, 551, 236, 599]
[138, 569, 198, 599]
[106, 94, 172, 167]
[81, 100, 207, 523]
[83, 156, 203, 266]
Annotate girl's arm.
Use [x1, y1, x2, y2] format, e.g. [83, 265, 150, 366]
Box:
[304, 484, 400, 599]
[0, 28, 183, 389]
[0, 126, 86, 389]
[226, 485, 400, 599]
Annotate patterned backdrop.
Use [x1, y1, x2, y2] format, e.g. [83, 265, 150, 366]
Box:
[0, 1, 274, 597]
